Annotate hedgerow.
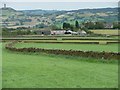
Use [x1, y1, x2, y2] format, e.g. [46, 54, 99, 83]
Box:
[5, 41, 119, 60]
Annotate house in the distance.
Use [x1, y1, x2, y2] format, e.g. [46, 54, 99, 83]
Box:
[64, 30, 73, 34]
[78, 30, 87, 36]
[104, 23, 113, 29]
[34, 30, 51, 35]
[51, 30, 66, 35]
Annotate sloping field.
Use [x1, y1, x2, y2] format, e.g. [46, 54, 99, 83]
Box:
[2, 43, 118, 88]
[90, 30, 119, 35]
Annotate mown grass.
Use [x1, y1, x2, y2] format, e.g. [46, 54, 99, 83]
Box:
[20, 40, 118, 44]
[90, 29, 118, 35]
[2, 42, 118, 88]
[15, 42, 118, 53]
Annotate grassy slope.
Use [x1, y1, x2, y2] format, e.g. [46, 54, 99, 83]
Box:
[15, 43, 118, 52]
[2, 43, 118, 88]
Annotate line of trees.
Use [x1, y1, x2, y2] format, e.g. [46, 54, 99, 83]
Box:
[82, 22, 105, 29]
[63, 21, 80, 31]
[2, 28, 35, 36]
[62, 21, 120, 31]
[113, 22, 120, 29]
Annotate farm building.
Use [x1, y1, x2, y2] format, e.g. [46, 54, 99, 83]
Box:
[64, 30, 73, 34]
[65, 30, 87, 36]
[78, 30, 87, 36]
[51, 30, 75, 35]
[104, 23, 113, 29]
[34, 30, 51, 35]
[34, 29, 87, 36]
[51, 30, 66, 35]
[72, 31, 78, 35]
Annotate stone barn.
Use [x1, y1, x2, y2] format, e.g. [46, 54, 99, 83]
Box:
[35, 30, 51, 35]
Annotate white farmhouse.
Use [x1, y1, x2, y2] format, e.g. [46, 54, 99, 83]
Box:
[51, 30, 66, 35]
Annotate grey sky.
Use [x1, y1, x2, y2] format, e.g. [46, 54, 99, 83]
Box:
[1, 2, 118, 10]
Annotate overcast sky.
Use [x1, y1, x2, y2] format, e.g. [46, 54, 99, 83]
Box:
[0, 1, 118, 10]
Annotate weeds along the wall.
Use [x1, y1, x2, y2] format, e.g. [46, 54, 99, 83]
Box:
[5, 41, 119, 60]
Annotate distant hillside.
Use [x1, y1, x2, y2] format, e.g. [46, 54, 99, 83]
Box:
[21, 9, 59, 16]
[1, 7, 118, 28]
[1, 7, 16, 12]
[70, 7, 118, 13]
[1, 7, 23, 16]
[21, 7, 118, 15]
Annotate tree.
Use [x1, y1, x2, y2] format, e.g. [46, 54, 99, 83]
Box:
[87, 22, 95, 29]
[50, 25, 60, 30]
[82, 22, 95, 29]
[17, 30, 23, 35]
[113, 22, 120, 29]
[63, 22, 71, 29]
[35, 23, 47, 28]
[94, 22, 104, 29]
[63, 23, 66, 29]
[75, 20, 79, 28]
[26, 30, 31, 35]
[70, 25, 74, 31]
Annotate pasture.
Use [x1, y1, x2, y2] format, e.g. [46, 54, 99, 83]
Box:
[0, 43, 2, 89]
[21, 39, 118, 44]
[15, 42, 118, 53]
[90, 29, 119, 35]
[2, 41, 118, 88]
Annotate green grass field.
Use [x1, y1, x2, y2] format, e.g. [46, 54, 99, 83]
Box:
[90, 30, 118, 35]
[0, 43, 2, 89]
[10, 35, 119, 39]
[21, 39, 118, 43]
[15, 42, 118, 52]
[2, 42, 118, 88]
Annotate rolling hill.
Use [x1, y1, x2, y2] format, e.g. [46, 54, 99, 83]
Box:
[1, 7, 118, 28]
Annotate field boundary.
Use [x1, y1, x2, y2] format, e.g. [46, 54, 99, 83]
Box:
[2, 37, 119, 41]
[5, 41, 119, 60]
